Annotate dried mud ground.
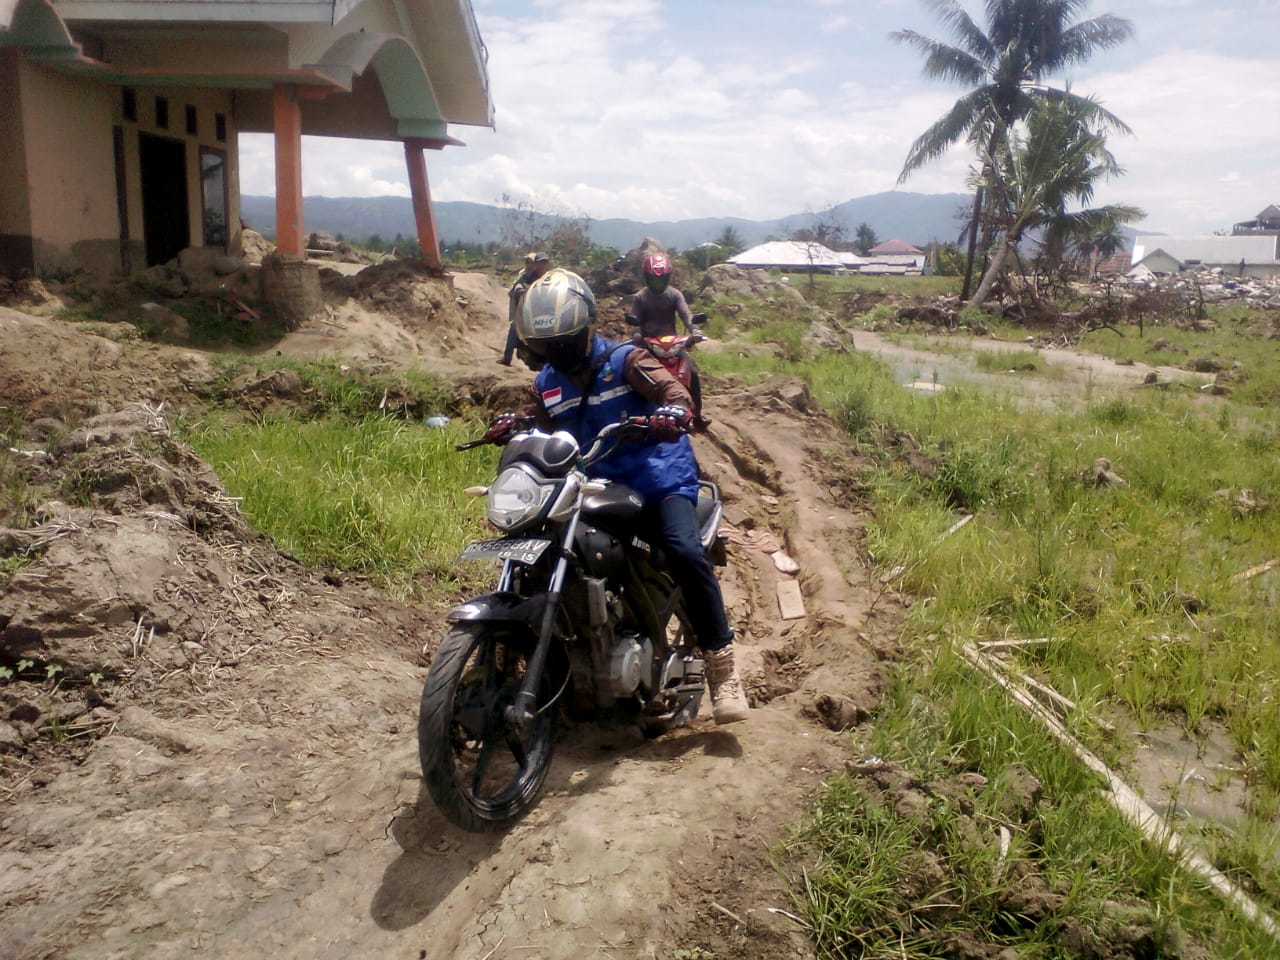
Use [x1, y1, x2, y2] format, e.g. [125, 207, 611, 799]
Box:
[0, 271, 905, 960]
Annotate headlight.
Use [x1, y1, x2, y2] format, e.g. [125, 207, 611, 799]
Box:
[487, 466, 556, 532]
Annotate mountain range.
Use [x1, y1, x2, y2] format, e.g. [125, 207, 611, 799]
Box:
[238, 191, 977, 252]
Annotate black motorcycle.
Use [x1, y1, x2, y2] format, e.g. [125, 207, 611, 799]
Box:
[418, 415, 726, 831]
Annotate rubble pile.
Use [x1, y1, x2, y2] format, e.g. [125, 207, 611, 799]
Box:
[1105, 265, 1280, 311]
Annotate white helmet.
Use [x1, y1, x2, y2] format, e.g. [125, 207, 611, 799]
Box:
[516, 269, 597, 372]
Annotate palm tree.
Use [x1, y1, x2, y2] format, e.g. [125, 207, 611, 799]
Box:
[967, 97, 1142, 307]
[892, 0, 1135, 300]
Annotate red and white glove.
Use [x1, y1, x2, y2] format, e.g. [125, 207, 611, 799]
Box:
[649, 405, 692, 442]
[482, 413, 521, 446]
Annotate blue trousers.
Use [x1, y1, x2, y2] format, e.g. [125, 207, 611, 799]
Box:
[649, 494, 733, 651]
[501, 322, 519, 363]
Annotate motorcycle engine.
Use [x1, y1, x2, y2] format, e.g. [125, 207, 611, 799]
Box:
[606, 630, 653, 698]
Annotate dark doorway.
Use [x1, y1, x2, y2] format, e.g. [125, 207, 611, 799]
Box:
[139, 133, 189, 267]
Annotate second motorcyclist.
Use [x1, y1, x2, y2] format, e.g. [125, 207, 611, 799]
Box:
[490, 267, 749, 725]
[629, 252, 708, 427]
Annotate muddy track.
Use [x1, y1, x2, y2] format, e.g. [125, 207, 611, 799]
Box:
[0, 281, 904, 960]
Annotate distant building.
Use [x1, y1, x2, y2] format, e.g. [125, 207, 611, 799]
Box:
[867, 238, 925, 256]
[861, 238, 926, 275]
[1094, 252, 1132, 277]
[1, 0, 493, 278]
[1232, 204, 1280, 236]
[1128, 235, 1279, 281]
[728, 240, 860, 273]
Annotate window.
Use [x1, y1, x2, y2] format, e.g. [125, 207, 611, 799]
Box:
[185, 105, 197, 136]
[155, 97, 169, 129]
[200, 148, 228, 249]
[122, 88, 137, 122]
[214, 112, 227, 143]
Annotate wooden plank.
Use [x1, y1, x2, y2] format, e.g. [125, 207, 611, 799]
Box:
[977, 637, 1054, 652]
[777, 579, 806, 620]
[1231, 558, 1279, 583]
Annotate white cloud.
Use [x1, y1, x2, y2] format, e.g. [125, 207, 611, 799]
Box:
[238, 1, 1280, 237]
[1082, 50, 1280, 232]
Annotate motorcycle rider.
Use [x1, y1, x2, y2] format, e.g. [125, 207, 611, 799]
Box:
[499, 251, 551, 366]
[491, 267, 749, 725]
[629, 252, 707, 427]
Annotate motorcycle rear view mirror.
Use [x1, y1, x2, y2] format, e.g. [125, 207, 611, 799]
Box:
[691, 312, 708, 325]
[624, 313, 639, 325]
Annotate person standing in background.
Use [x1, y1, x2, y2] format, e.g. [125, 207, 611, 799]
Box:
[499, 252, 550, 366]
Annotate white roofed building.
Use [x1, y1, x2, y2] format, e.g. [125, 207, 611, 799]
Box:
[728, 240, 851, 273]
[1129, 235, 1279, 281]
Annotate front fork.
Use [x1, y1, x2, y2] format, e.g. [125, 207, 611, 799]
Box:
[507, 511, 582, 731]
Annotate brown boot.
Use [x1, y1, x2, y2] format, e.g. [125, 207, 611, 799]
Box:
[704, 646, 749, 724]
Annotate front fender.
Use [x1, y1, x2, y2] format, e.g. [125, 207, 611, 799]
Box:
[446, 591, 548, 624]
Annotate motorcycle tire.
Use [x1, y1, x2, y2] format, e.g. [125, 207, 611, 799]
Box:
[418, 622, 558, 831]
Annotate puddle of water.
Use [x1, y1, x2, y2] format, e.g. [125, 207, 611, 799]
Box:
[1122, 716, 1252, 833]
[852, 331, 1210, 409]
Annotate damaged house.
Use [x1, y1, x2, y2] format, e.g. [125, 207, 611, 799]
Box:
[0, 0, 493, 284]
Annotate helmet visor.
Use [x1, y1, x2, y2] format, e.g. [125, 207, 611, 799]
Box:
[646, 274, 670, 293]
[525, 327, 592, 373]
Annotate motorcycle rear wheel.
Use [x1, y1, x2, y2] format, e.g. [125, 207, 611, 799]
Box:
[639, 593, 702, 738]
[418, 623, 558, 831]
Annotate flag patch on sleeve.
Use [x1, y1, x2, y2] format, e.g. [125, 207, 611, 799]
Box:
[541, 386, 562, 405]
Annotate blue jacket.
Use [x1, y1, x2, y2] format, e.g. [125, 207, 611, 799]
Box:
[534, 338, 699, 502]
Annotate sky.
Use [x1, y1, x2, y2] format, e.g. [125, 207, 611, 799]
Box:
[237, 0, 1280, 237]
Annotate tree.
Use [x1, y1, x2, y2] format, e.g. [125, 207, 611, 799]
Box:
[713, 226, 745, 255]
[892, 0, 1135, 300]
[967, 97, 1143, 307]
[495, 192, 593, 267]
[854, 222, 879, 256]
[790, 208, 847, 292]
[930, 241, 966, 276]
[544, 221, 593, 267]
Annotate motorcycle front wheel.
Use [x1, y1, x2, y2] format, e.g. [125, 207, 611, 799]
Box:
[418, 622, 558, 831]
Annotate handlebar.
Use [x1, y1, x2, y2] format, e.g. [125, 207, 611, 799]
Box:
[454, 415, 537, 451]
[578, 416, 652, 466]
[454, 414, 673, 460]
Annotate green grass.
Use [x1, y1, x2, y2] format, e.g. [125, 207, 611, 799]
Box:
[696, 309, 1280, 955]
[810, 272, 963, 300]
[786, 648, 1278, 958]
[178, 402, 499, 601]
[1075, 304, 1280, 408]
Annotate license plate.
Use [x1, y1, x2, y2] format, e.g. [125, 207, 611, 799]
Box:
[459, 537, 552, 565]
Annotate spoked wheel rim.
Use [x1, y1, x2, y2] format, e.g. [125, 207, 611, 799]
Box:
[423, 624, 558, 827]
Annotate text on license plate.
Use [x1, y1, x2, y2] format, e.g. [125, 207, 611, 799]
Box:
[459, 537, 552, 565]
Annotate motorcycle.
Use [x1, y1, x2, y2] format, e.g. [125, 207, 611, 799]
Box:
[625, 311, 708, 393]
[418, 414, 727, 831]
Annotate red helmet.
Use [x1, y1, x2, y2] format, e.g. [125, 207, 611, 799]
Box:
[642, 252, 672, 293]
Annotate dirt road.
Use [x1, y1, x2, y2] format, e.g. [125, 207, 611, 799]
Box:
[0, 274, 899, 960]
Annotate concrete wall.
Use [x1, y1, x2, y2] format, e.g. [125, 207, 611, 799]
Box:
[0, 52, 240, 277]
[0, 49, 35, 273]
[8, 57, 117, 275]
